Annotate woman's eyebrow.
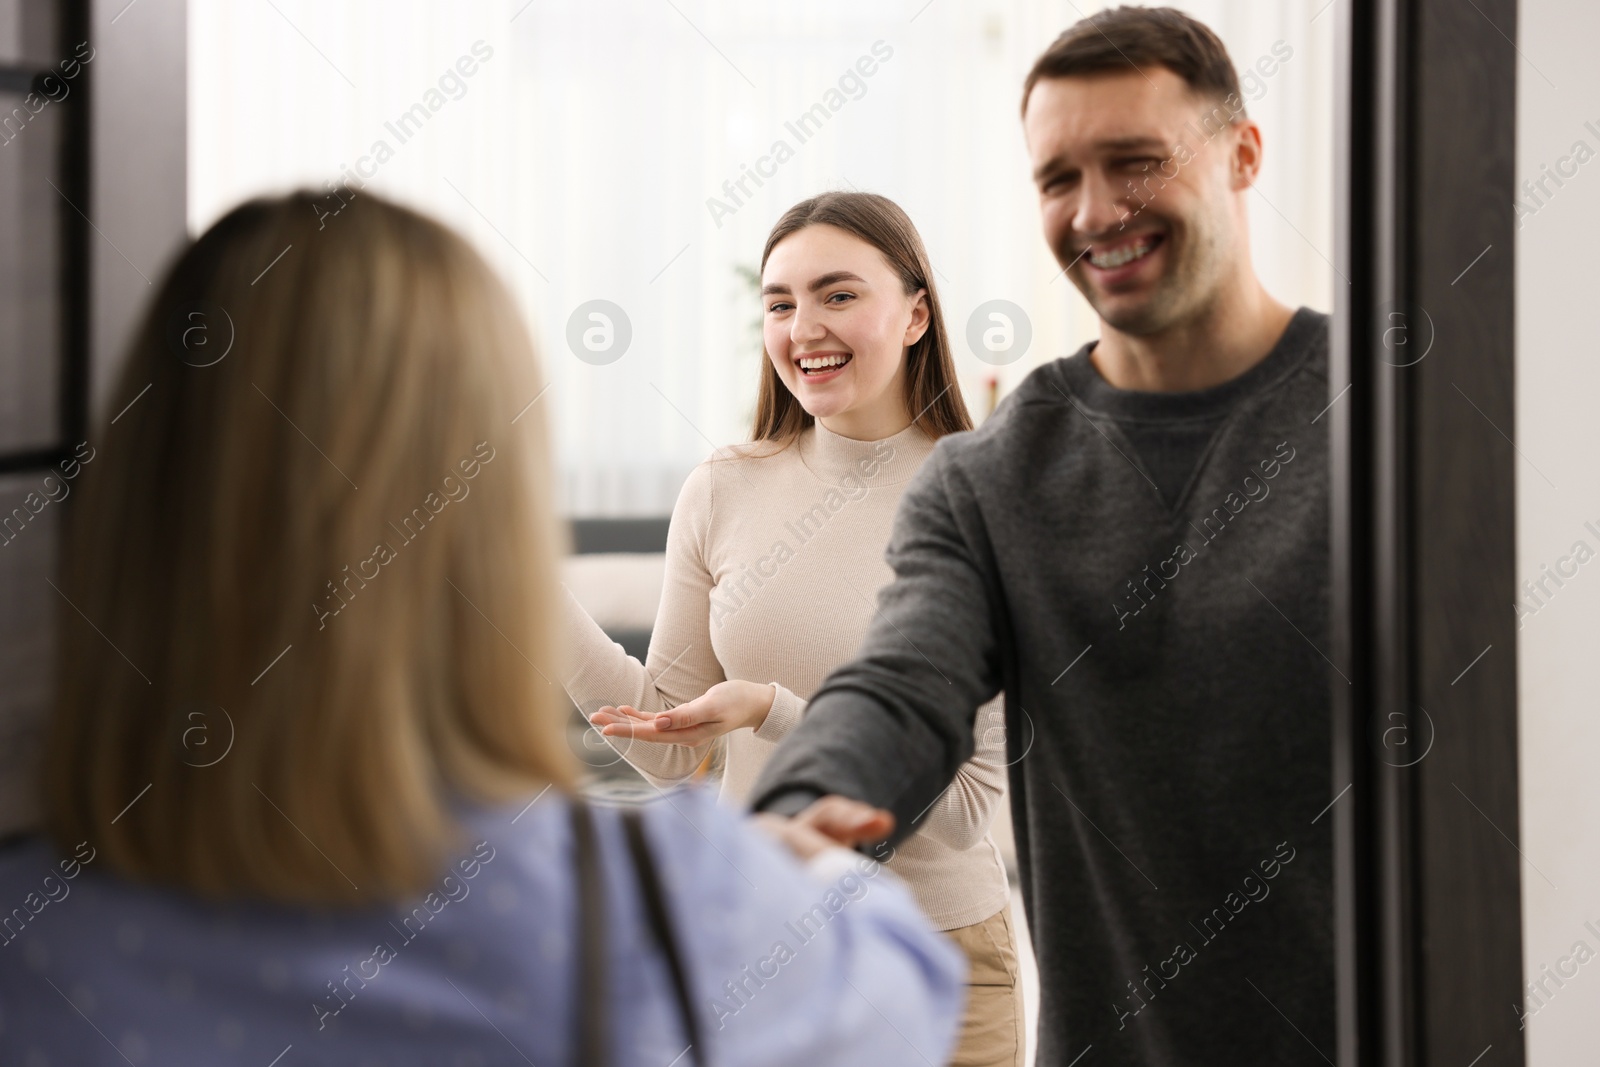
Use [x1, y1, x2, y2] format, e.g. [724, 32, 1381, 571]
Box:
[806, 270, 866, 291]
[760, 270, 868, 297]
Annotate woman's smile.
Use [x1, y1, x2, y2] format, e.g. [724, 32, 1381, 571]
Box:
[795, 350, 854, 382]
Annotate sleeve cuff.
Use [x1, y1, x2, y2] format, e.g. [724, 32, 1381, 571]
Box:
[752, 683, 805, 742]
[751, 787, 823, 818]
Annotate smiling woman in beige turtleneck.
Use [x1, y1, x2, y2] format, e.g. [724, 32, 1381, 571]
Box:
[562, 192, 1023, 1067]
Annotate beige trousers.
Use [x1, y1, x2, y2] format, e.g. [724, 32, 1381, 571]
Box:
[941, 906, 1025, 1067]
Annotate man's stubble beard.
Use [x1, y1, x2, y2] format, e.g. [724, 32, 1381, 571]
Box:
[1071, 222, 1229, 337]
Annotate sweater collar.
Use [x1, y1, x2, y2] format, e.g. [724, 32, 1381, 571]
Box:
[796, 418, 935, 487]
[1057, 306, 1326, 422]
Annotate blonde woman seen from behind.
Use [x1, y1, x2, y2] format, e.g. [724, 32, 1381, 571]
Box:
[0, 190, 967, 1067]
[565, 192, 1024, 1067]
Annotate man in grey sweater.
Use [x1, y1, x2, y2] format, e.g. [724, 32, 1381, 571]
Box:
[749, 8, 1335, 1065]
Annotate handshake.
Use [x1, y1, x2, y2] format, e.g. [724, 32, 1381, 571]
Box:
[751, 795, 897, 863]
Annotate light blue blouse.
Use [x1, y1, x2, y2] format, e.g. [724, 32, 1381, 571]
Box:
[0, 784, 965, 1066]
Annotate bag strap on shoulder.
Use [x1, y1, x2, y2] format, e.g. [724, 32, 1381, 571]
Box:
[571, 797, 706, 1067]
[621, 807, 705, 1065]
[571, 796, 608, 1067]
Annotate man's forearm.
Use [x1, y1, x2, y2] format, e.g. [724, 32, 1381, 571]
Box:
[747, 678, 979, 847]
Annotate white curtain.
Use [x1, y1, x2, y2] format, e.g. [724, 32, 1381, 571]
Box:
[190, 0, 1333, 516]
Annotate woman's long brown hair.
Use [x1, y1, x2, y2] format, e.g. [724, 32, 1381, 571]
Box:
[750, 192, 972, 445]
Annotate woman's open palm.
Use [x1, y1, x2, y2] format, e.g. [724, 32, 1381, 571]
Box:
[589, 679, 775, 747]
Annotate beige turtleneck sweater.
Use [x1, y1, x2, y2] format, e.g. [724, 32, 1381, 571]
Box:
[561, 421, 1011, 931]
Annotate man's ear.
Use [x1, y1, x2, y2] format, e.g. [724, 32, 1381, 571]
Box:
[1231, 120, 1265, 190]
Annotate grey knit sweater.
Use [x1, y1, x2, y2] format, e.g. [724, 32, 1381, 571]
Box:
[751, 308, 1336, 1066]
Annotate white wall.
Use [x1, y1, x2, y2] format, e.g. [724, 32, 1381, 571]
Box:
[1515, 0, 1600, 1057]
[189, 0, 1332, 516]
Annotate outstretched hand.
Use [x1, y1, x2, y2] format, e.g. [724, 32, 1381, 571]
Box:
[752, 795, 897, 861]
[588, 679, 776, 747]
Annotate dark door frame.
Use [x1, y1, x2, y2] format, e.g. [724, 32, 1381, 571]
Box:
[1332, 0, 1524, 1064]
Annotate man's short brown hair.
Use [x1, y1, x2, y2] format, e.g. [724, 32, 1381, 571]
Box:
[1021, 6, 1245, 120]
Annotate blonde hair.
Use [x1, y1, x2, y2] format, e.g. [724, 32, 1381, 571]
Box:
[46, 190, 578, 904]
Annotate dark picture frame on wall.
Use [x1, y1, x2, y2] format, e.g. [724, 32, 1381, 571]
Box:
[0, 0, 185, 837]
[0, 0, 90, 472]
[0, 0, 91, 836]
